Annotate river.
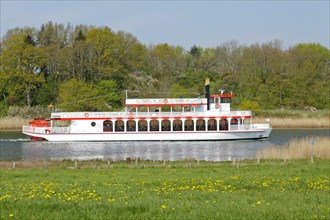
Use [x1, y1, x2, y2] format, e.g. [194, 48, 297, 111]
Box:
[0, 129, 329, 161]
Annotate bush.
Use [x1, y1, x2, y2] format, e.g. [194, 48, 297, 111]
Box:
[239, 100, 261, 115]
[7, 106, 52, 118]
[0, 101, 9, 117]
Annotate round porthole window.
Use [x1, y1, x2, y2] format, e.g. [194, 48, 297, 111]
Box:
[91, 122, 96, 127]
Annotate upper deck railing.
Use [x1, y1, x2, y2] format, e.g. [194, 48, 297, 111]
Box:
[51, 110, 252, 119]
[125, 98, 207, 106]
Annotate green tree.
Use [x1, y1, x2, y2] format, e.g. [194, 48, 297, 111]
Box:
[146, 43, 186, 94]
[239, 100, 261, 115]
[58, 78, 105, 111]
[1, 32, 45, 107]
[284, 43, 330, 108]
[96, 80, 121, 110]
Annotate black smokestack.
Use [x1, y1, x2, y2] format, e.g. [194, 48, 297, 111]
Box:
[205, 78, 210, 110]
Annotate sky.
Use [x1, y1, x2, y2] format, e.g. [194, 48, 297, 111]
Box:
[1, 0, 329, 49]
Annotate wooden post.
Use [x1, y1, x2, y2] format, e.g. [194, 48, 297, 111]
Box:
[310, 139, 316, 164]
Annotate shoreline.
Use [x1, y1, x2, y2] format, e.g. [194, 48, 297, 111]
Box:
[0, 157, 329, 169]
[0, 116, 329, 131]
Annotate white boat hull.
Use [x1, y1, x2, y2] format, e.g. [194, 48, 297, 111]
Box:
[23, 129, 272, 142]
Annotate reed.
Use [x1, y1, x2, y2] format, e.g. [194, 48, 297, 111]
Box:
[256, 136, 330, 160]
[0, 117, 30, 130]
[254, 116, 330, 128]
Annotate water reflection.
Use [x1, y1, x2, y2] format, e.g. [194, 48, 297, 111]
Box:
[13, 140, 270, 162]
[0, 129, 329, 162]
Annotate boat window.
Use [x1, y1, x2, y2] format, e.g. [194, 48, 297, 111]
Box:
[103, 120, 113, 132]
[231, 118, 238, 125]
[173, 119, 182, 131]
[208, 119, 217, 131]
[196, 119, 205, 131]
[150, 120, 159, 131]
[221, 98, 231, 103]
[194, 105, 204, 112]
[127, 120, 136, 132]
[138, 120, 147, 131]
[219, 119, 228, 130]
[91, 122, 96, 127]
[115, 120, 124, 132]
[161, 120, 171, 131]
[184, 119, 194, 131]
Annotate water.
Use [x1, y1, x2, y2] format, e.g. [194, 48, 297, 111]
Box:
[0, 129, 328, 162]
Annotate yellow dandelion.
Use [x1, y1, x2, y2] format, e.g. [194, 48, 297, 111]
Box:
[161, 204, 166, 209]
[9, 214, 14, 217]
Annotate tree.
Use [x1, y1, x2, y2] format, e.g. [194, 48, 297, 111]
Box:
[284, 43, 330, 108]
[96, 80, 121, 110]
[146, 43, 186, 93]
[58, 78, 105, 111]
[1, 32, 45, 107]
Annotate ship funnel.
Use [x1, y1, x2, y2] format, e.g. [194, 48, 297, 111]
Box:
[205, 78, 210, 110]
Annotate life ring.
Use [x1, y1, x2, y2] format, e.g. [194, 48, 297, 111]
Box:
[45, 129, 51, 134]
[128, 112, 134, 117]
[164, 98, 168, 104]
[215, 104, 220, 109]
[84, 113, 89, 117]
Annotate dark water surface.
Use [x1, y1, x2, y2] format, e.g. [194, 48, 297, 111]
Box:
[0, 129, 328, 161]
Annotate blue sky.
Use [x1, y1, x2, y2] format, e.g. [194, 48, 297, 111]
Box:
[1, 1, 329, 49]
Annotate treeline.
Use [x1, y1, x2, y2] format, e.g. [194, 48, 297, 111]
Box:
[0, 22, 329, 116]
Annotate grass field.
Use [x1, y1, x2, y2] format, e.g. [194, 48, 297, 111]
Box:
[0, 159, 329, 219]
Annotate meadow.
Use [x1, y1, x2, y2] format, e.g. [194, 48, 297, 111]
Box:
[0, 159, 329, 220]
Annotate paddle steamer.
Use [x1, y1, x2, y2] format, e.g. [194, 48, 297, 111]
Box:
[22, 80, 272, 141]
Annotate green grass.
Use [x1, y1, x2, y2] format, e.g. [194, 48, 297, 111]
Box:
[0, 159, 329, 220]
[258, 109, 329, 118]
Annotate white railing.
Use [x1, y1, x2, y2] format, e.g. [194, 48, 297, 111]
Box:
[230, 125, 252, 131]
[251, 124, 271, 129]
[51, 112, 127, 119]
[126, 98, 206, 105]
[23, 125, 70, 134]
[51, 110, 252, 119]
[135, 111, 251, 118]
